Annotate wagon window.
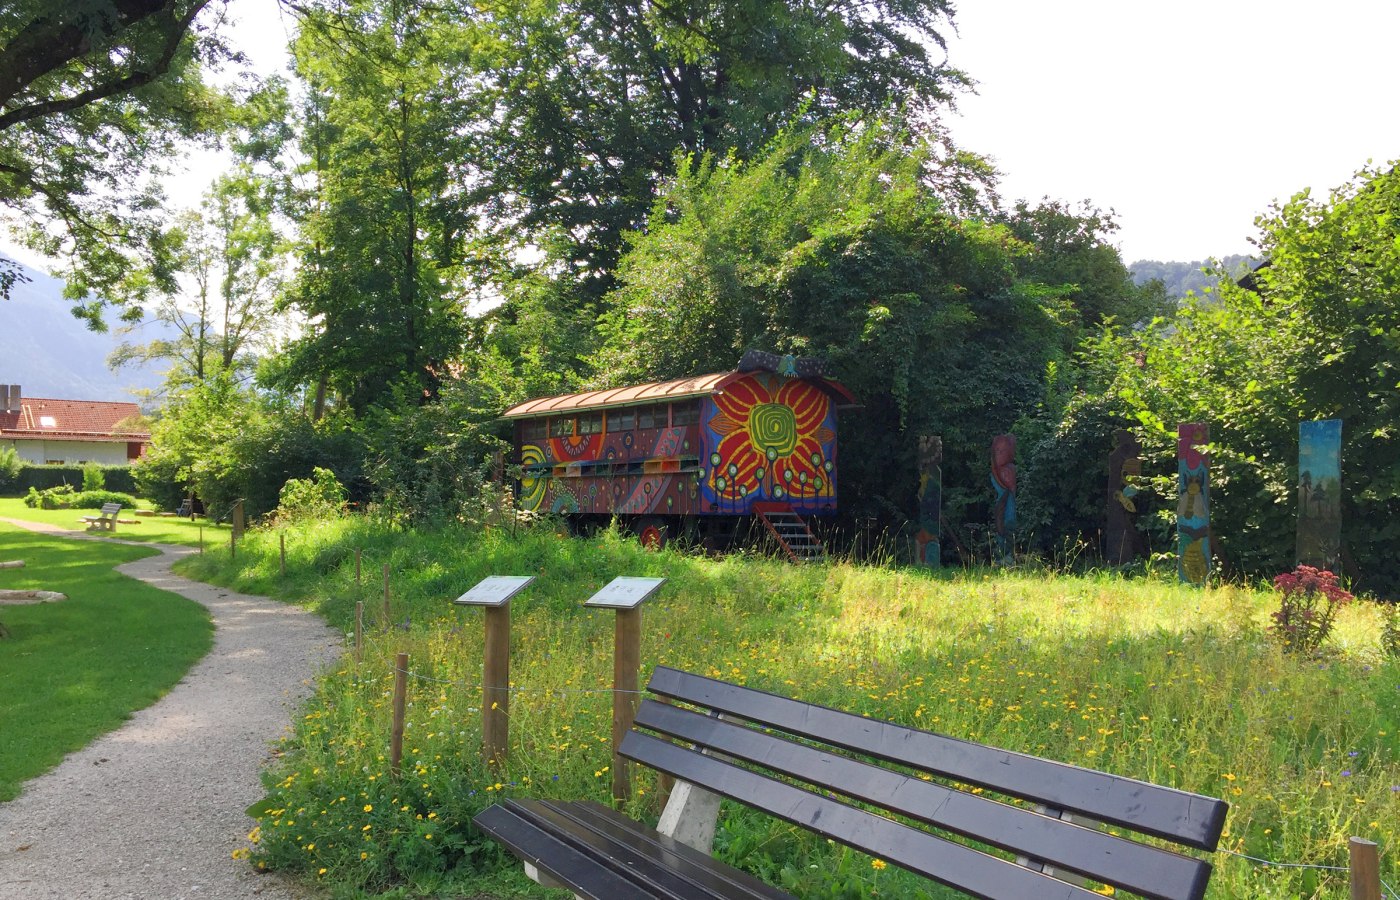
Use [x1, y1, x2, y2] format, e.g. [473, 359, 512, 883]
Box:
[671, 402, 699, 426]
[578, 412, 604, 435]
[638, 405, 657, 429]
[610, 408, 636, 431]
[521, 418, 547, 441]
[550, 417, 576, 437]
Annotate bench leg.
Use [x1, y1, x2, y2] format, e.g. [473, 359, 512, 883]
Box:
[523, 862, 584, 898]
[656, 779, 724, 853]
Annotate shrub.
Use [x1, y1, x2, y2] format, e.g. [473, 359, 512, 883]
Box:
[0, 447, 21, 490]
[1381, 603, 1400, 660]
[274, 468, 347, 524]
[81, 464, 106, 492]
[1269, 565, 1355, 656]
[68, 490, 139, 509]
[6, 464, 138, 495]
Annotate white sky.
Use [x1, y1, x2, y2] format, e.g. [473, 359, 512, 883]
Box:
[6, 0, 1400, 272]
[943, 0, 1400, 262]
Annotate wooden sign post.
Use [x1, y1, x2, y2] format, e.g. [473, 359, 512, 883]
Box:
[453, 576, 536, 767]
[231, 500, 245, 541]
[586, 576, 666, 804]
[390, 652, 408, 778]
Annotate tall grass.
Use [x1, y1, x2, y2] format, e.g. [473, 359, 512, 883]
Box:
[180, 516, 1399, 898]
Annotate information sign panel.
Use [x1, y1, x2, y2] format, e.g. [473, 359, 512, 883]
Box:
[453, 575, 535, 607]
[584, 576, 666, 609]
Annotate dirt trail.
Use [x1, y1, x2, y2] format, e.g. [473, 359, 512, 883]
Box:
[0, 519, 340, 899]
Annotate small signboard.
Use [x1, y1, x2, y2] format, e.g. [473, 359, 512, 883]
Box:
[584, 576, 666, 610]
[453, 575, 535, 607]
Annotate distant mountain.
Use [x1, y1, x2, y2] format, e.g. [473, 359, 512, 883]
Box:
[1128, 254, 1260, 301]
[0, 262, 178, 405]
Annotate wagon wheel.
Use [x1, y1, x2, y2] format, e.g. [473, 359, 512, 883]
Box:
[633, 517, 668, 551]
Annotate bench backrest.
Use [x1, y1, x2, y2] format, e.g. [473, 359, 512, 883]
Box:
[622, 666, 1227, 900]
[100, 503, 121, 516]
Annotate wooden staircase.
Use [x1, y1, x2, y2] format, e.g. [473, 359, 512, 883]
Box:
[754, 503, 826, 564]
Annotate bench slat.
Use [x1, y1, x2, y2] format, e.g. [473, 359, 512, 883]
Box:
[621, 731, 1107, 900]
[531, 799, 794, 899]
[473, 802, 662, 900]
[647, 666, 1228, 852]
[636, 699, 1213, 900]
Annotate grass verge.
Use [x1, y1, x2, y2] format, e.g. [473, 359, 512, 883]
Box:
[0, 496, 224, 548]
[182, 515, 1399, 898]
[0, 523, 215, 800]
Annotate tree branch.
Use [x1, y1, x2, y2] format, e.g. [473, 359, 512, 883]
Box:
[0, 0, 213, 132]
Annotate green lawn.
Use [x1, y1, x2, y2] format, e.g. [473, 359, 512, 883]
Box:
[183, 516, 1400, 899]
[0, 523, 215, 800]
[0, 496, 227, 548]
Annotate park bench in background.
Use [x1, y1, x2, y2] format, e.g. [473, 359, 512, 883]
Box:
[475, 665, 1228, 900]
[79, 503, 122, 533]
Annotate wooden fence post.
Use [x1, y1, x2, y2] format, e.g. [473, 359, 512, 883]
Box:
[279, 533, 286, 577]
[483, 604, 510, 767]
[232, 499, 245, 541]
[1349, 837, 1381, 900]
[390, 652, 408, 778]
[354, 601, 364, 662]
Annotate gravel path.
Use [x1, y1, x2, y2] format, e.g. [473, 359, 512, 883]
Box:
[0, 520, 341, 900]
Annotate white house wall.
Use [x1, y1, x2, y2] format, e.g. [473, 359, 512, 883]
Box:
[1, 439, 129, 466]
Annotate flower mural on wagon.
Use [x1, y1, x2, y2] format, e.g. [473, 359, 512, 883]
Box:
[702, 374, 837, 511]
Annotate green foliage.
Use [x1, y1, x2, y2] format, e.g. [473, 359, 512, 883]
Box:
[1381, 604, 1400, 659]
[0, 525, 213, 800]
[81, 464, 105, 492]
[275, 468, 346, 524]
[0, 1, 230, 320]
[4, 464, 138, 496]
[593, 120, 1086, 547]
[135, 374, 363, 519]
[21, 485, 137, 510]
[0, 447, 20, 490]
[1064, 163, 1400, 593]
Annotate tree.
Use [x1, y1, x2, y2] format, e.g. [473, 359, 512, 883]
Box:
[0, 0, 232, 319]
[593, 120, 1070, 536]
[267, 0, 472, 414]
[110, 168, 288, 386]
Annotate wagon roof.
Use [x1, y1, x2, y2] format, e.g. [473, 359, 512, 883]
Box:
[500, 371, 858, 419]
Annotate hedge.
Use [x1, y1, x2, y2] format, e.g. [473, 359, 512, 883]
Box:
[1, 464, 139, 496]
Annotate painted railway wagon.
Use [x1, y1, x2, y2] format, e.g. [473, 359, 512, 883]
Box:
[502, 364, 858, 547]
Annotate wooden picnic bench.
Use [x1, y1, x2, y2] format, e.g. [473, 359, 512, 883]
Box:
[475, 666, 1228, 900]
[79, 503, 122, 533]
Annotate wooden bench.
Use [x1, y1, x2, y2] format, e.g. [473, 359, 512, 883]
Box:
[475, 666, 1228, 900]
[79, 503, 122, 533]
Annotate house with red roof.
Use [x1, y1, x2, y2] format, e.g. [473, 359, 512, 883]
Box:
[0, 384, 150, 465]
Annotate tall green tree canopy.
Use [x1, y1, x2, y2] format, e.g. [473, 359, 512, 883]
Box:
[0, 0, 231, 320]
[593, 121, 1073, 529]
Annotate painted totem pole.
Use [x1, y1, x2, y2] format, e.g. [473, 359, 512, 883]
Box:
[1176, 423, 1211, 585]
[1297, 419, 1342, 570]
[1105, 429, 1143, 565]
[990, 434, 1017, 564]
[915, 435, 942, 568]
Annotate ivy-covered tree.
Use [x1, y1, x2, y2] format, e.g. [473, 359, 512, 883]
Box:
[593, 120, 1072, 539]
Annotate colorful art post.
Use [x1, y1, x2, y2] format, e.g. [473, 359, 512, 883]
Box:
[1105, 429, 1143, 565]
[914, 435, 942, 568]
[1297, 419, 1342, 570]
[1176, 423, 1210, 585]
[990, 434, 1016, 564]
